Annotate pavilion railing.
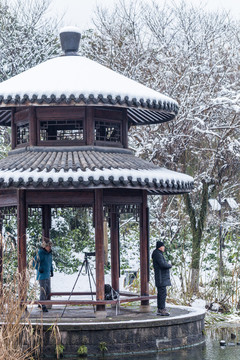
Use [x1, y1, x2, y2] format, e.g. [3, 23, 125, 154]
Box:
[23, 292, 157, 306]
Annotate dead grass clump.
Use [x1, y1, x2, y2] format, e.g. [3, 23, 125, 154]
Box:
[0, 271, 42, 360]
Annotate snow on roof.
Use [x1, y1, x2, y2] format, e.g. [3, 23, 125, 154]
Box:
[59, 26, 81, 34]
[208, 199, 221, 211]
[0, 166, 193, 186]
[0, 55, 178, 113]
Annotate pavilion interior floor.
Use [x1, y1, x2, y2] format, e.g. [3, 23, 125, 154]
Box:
[24, 303, 190, 324]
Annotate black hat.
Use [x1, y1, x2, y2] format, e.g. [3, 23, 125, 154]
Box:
[156, 241, 164, 249]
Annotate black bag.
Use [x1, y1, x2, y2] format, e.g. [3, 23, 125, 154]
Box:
[104, 284, 118, 300]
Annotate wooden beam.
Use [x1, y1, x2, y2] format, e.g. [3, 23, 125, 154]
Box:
[111, 211, 120, 293]
[103, 189, 142, 204]
[0, 190, 18, 207]
[94, 107, 123, 121]
[36, 106, 85, 119]
[140, 191, 149, 306]
[26, 190, 94, 206]
[94, 189, 105, 312]
[17, 189, 27, 300]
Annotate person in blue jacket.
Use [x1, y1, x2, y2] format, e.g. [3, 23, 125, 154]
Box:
[152, 240, 172, 316]
[33, 239, 53, 312]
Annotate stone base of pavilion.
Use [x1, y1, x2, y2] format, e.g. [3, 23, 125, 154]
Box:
[23, 300, 205, 358]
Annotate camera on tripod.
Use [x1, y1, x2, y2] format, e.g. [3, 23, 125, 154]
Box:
[84, 252, 96, 258]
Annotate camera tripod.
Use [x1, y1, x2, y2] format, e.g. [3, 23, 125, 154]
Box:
[61, 252, 96, 318]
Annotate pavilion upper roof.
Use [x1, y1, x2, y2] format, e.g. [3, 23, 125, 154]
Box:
[0, 28, 178, 126]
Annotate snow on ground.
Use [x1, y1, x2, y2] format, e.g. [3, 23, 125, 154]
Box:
[191, 298, 207, 310]
[32, 269, 125, 301]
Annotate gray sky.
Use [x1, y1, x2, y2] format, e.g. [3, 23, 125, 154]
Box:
[49, 0, 240, 30]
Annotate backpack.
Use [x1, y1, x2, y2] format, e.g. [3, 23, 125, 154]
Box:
[104, 284, 118, 300]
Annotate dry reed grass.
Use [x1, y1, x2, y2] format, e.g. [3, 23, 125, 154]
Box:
[0, 270, 43, 360]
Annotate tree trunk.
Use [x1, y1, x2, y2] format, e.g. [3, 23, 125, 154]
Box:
[184, 181, 209, 294]
[190, 234, 201, 293]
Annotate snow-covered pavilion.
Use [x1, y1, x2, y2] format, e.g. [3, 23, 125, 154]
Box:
[0, 28, 193, 312]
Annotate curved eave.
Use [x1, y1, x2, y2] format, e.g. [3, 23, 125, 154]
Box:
[0, 147, 194, 194]
[0, 93, 178, 113]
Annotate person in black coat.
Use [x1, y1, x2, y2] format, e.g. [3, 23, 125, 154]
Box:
[152, 240, 172, 316]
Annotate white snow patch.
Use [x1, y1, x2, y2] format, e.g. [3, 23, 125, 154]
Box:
[59, 26, 81, 34]
[224, 197, 238, 210]
[209, 199, 221, 211]
[191, 298, 206, 310]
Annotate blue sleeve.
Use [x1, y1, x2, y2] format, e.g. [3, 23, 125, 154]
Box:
[33, 250, 44, 272]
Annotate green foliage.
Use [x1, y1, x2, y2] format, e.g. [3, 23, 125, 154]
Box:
[55, 344, 64, 358]
[50, 208, 94, 274]
[119, 214, 140, 271]
[99, 341, 108, 354]
[1, 207, 94, 276]
[2, 216, 18, 279]
[77, 345, 88, 356]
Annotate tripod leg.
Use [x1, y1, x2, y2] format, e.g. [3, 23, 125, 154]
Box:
[88, 263, 96, 287]
[61, 259, 86, 318]
[86, 261, 95, 312]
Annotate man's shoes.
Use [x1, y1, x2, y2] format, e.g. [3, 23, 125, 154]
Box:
[157, 308, 170, 316]
[42, 306, 48, 313]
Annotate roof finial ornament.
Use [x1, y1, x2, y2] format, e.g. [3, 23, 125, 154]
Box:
[59, 26, 81, 56]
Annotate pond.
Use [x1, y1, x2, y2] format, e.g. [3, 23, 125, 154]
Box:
[41, 321, 240, 359]
[105, 324, 240, 360]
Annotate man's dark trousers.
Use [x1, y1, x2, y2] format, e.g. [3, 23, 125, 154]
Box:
[157, 286, 167, 310]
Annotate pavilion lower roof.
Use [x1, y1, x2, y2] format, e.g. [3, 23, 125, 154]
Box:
[0, 146, 194, 194]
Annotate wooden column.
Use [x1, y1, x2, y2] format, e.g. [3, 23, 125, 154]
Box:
[111, 211, 120, 293]
[17, 189, 27, 300]
[42, 205, 51, 240]
[122, 109, 128, 149]
[140, 191, 149, 307]
[11, 109, 16, 150]
[85, 107, 94, 145]
[29, 107, 37, 146]
[94, 189, 105, 312]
